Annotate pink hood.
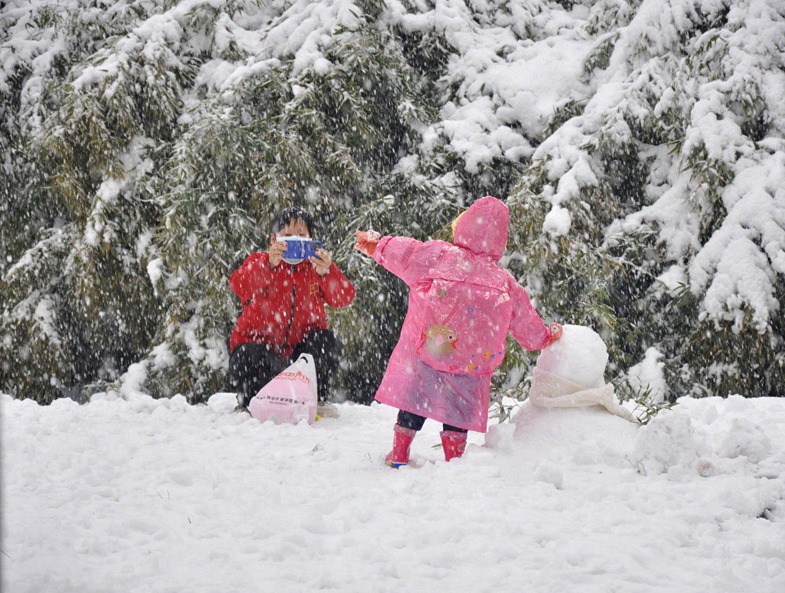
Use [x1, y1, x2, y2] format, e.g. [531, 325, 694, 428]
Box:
[453, 196, 509, 261]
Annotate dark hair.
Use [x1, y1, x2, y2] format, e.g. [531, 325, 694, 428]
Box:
[270, 207, 315, 236]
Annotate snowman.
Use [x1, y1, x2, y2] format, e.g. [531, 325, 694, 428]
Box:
[529, 325, 635, 421]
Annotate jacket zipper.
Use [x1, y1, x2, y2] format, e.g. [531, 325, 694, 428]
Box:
[283, 271, 297, 348]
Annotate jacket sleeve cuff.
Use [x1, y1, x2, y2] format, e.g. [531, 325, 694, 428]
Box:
[373, 236, 392, 266]
[319, 264, 355, 307]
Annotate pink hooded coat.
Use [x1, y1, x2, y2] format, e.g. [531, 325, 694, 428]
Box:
[373, 196, 552, 432]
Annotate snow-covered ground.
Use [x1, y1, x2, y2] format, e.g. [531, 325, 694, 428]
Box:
[3, 391, 784, 593]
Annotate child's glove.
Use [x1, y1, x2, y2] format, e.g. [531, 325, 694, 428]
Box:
[548, 322, 563, 345]
[354, 230, 381, 257]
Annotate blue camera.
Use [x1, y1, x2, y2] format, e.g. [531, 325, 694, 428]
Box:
[279, 237, 323, 264]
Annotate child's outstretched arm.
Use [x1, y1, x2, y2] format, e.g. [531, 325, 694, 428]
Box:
[354, 230, 425, 285]
[509, 282, 562, 351]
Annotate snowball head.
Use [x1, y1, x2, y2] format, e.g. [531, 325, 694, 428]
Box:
[535, 324, 609, 388]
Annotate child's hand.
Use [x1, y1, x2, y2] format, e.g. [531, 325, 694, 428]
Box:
[310, 248, 332, 276]
[548, 322, 563, 345]
[354, 230, 380, 257]
[268, 234, 286, 268]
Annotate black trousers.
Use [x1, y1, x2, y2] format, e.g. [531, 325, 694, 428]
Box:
[397, 410, 468, 433]
[228, 329, 342, 406]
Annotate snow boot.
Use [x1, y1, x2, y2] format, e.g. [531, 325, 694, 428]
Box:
[234, 393, 251, 414]
[440, 430, 468, 462]
[385, 424, 417, 468]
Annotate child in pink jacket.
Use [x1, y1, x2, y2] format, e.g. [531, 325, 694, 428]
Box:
[355, 196, 562, 467]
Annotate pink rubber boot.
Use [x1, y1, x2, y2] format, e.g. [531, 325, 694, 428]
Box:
[385, 424, 417, 468]
[440, 430, 468, 462]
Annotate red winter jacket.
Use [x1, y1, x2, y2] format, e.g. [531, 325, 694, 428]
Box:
[229, 251, 355, 356]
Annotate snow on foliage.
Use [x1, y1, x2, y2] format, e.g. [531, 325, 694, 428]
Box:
[1, 0, 784, 403]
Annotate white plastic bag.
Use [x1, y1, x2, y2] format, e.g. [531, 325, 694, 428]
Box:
[248, 354, 318, 425]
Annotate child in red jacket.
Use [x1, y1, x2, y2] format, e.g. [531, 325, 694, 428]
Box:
[228, 207, 355, 410]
